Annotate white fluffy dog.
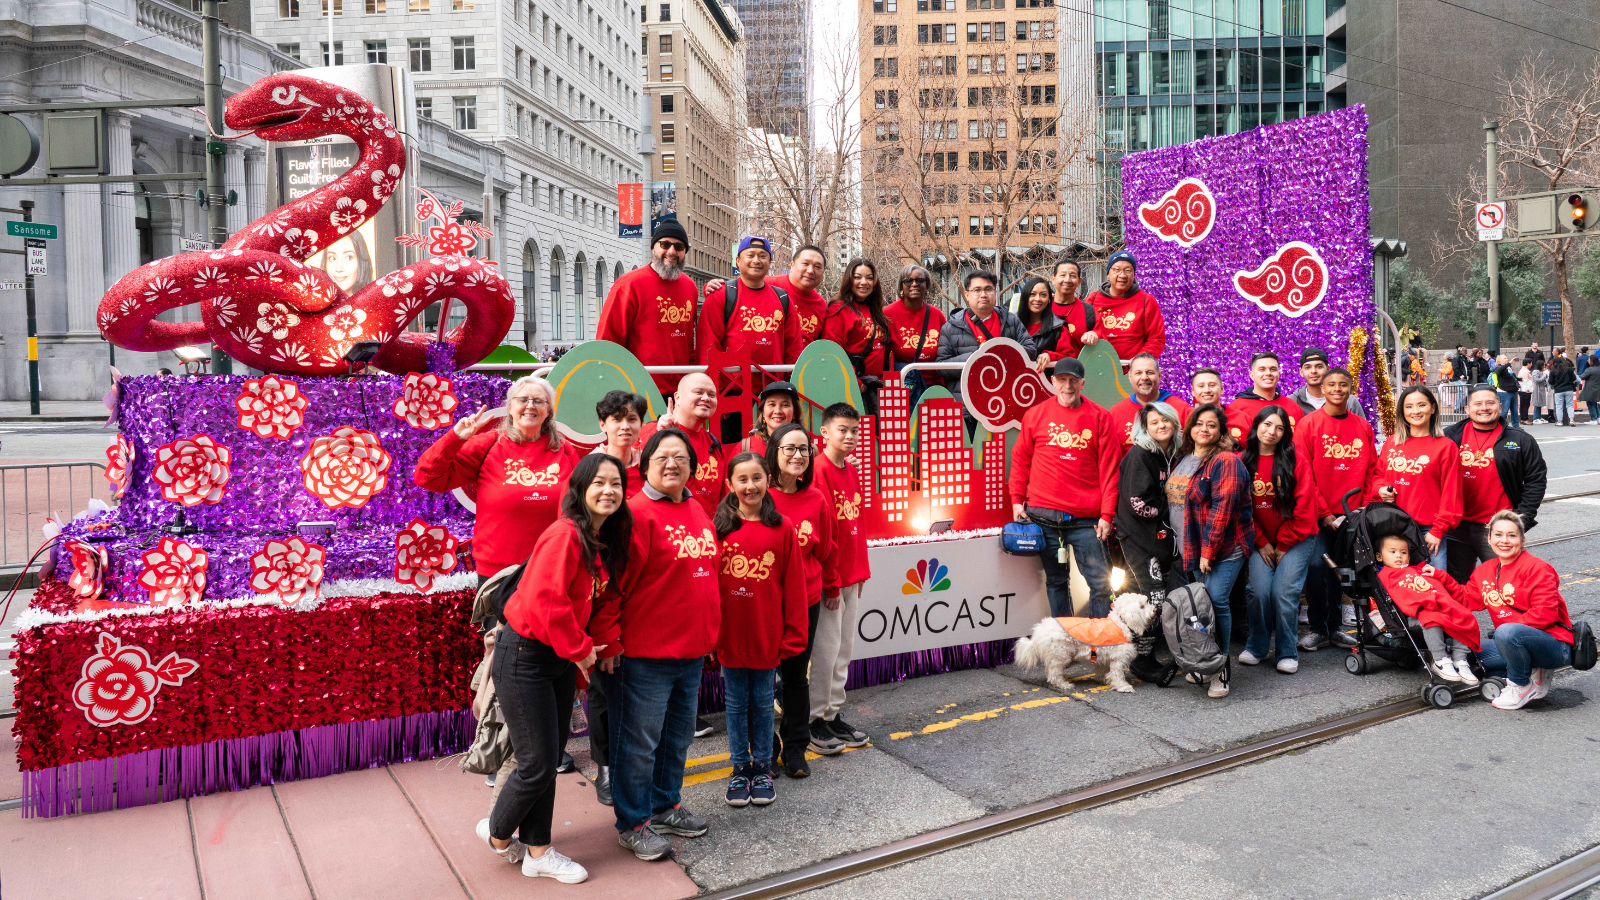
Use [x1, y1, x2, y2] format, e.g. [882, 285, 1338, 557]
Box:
[1013, 593, 1157, 693]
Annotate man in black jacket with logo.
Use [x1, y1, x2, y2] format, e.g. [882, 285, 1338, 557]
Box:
[1443, 384, 1548, 583]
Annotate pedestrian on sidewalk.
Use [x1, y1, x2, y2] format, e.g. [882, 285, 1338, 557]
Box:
[1471, 511, 1574, 710]
[1550, 348, 1578, 426]
[1580, 351, 1600, 424]
[809, 403, 874, 754]
[1517, 360, 1534, 424]
[1530, 360, 1552, 423]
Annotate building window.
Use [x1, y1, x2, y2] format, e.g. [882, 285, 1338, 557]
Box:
[874, 57, 898, 77]
[320, 0, 342, 14]
[659, 64, 673, 81]
[409, 37, 431, 70]
[660, 94, 674, 113]
[451, 0, 473, 9]
[277, 42, 301, 59]
[366, 0, 384, 11]
[454, 96, 477, 129]
[872, 25, 897, 45]
[279, 0, 300, 17]
[660, 153, 675, 173]
[453, 36, 475, 69]
[409, 0, 428, 9]
[417, 97, 433, 118]
[660, 123, 674, 143]
[659, 2, 669, 19]
[968, 216, 979, 235]
[659, 34, 672, 53]
[320, 41, 345, 65]
[366, 40, 387, 62]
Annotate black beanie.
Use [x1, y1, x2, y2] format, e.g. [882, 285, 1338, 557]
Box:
[651, 219, 689, 248]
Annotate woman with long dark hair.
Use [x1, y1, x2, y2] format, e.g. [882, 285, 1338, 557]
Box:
[1239, 406, 1319, 674]
[824, 258, 894, 380]
[1371, 385, 1462, 568]
[479, 453, 632, 884]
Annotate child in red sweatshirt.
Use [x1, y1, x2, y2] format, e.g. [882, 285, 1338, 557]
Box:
[809, 403, 873, 753]
[713, 452, 808, 808]
[1375, 534, 1482, 686]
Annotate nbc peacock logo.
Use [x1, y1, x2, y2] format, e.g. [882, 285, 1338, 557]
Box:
[901, 558, 952, 595]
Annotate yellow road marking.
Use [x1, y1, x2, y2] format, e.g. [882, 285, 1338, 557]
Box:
[685, 751, 731, 767]
[680, 746, 864, 786]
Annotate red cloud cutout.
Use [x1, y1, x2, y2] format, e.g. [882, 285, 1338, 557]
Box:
[1137, 178, 1216, 246]
[1234, 242, 1329, 318]
[960, 338, 1051, 432]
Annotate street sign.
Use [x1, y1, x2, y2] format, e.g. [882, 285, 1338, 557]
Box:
[6, 220, 56, 240]
[0, 282, 23, 291]
[1475, 299, 1493, 309]
[1476, 202, 1506, 241]
[1542, 301, 1562, 327]
[25, 238, 45, 276]
[180, 238, 210, 252]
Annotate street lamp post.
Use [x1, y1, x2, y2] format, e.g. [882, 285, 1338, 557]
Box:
[572, 117, 652, 267]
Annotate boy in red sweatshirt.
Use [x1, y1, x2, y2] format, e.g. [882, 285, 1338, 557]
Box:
[1375, 534, 1482, 686]
[809, 402, 873, 753]
[595, 221, 699, 395]
[1293, 367, 1374, 650]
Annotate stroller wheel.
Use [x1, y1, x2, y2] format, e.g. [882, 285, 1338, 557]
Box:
[1344, 652, 1366, 675]
[1427, 684, 1455, 709]
[1480, 678, 1505, 702]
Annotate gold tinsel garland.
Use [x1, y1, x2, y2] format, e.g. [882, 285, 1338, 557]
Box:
[1372, 328, 1398, 437]
[1347, 325, 1368, 393]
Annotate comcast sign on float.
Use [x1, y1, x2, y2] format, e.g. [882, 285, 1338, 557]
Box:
[860, 556, 1019, 648]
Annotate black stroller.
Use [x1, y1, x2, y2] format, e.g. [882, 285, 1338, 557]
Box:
[1322, 489, 1505, 709]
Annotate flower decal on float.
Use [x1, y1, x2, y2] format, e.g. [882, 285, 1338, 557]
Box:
[104, 434, 134, 498]
[249, 536, 327, 604]
[392, 372, 460, 430]
[66, 540, 108, 601]
[1234, 241, 1329, 319]
[1137, 177, 1216, 247]
[137, 537, 209, 606]
[959, 337, 1051, 432]
[326, 304, 367, 342]
[235, 374, 309, 440]
[71, 632, 199, 727]
[151, 435, 232, 507]
[300, 426, 393, 509]
[393, 518, 458, 591]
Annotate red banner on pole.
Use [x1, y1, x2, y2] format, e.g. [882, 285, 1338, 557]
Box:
[618, 183, 643, 238]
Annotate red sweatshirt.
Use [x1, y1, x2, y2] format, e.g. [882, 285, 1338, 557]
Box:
[814, 452, 871, 591]
[1008, 397, 1119, 521]
[501, 519, 616, 661]
[1471, 552, 1573, 644]
[1378, 564, 1481, 651]
[770, 273, 828, 348]
[883, 300, 947, 366]
[1225, 393, 1305, 444]
[598, 488, 722, 659]
[1109, 394, 1192, 451]
[1250, 451, 1319, 551]
[637, 418, 724, 519]
[823, 299, 887, 365]
[596, 265, 699, 393]
[413, 431, 579, 574]
[1370, 435, 1463, 538]
[1458, 424, 1512, 524]
[715, 517, 810, 669]
[1047, 299, 1098, 359]
[698, 281, 804, 366]
[1085, 288, 1165, 360]
[770, 484, 840, 601]
[1293, 407, 1377, 520]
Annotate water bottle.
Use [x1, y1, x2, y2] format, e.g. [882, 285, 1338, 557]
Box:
[1057, 544, 1068, 564]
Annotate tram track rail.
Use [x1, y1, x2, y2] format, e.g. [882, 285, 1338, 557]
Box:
[1482, 844, 1600, 900]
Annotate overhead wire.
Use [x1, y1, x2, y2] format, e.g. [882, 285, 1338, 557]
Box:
[1430, 0, 1600, 54]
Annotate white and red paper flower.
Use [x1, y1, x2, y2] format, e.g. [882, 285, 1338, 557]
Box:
[248, 536, 327, 604]
[151, 434, 232, 507]
[394, 518, 458, 591]
[959, 338, 1052, 432]
[392, 372, 459, 430]
[105, 435, 134, 498]
[65, 540, 108, 601]
[137, 537, 209, 606]
[71, 632, 199, 727]
[300, 426, 393, 509]
[1138, 177, 1216, 247]
[235, 374, 309, 440]
[1234, 241, 1329, 319]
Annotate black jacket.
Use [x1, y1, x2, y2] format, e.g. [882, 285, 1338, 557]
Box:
[1550, 357, 1578, 393]
[1450, 353, 1470, 382]
[936, 307, 1037, 402]
[1443, 420, 1547, 530]
[1115, 443, 1178, 565]
[1472, 356, 1492, 384]
[1491, 364, 1517, 393]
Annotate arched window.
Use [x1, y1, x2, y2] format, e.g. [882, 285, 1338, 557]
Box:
[573, 254, 587, 339]
[521, 240, 539, 349]
[549, 249, 565, 340]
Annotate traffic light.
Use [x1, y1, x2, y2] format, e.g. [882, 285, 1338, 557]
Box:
[1566, 193, 1590, 231]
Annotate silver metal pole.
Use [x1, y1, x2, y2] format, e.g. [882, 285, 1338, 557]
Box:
[1486, 121, 1501, 356]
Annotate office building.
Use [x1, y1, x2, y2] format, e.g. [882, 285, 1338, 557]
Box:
[726, 0, 811, 134]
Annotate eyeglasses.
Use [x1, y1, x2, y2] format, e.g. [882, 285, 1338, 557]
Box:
[778, 445, 811, 456]
[654, 454, 691, 466]
[656, 240, 687, 252]
[902, 276, 930, 286]
[967, 286, 997, 295]
[509, 397, 550, 407]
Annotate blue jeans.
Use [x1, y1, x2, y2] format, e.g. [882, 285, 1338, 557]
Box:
[1246, 535, 1320, 661]
[1192, 554, 1246, 653]
[722, 666, 776, 773]
[1036, 517, 1113, 618]
[1477, 623, 1572, 686]
[610, 655, 703, 832]
[1498, 391, 1519, 428]
[1587, 400, 1599, 424]
[1556, 391, 1576, 425]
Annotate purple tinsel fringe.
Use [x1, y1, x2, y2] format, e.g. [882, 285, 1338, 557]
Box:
[21, 708, 474, 818]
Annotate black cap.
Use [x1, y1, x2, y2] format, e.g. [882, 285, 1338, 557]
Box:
[651, 219, 689, 248]
[759, 380, 800, 405]
[1300, 346, 1329, 365]
[1044, 356, 1085, 379]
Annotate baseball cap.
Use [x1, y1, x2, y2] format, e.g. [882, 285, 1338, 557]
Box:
[1045, 356, 1085, 379]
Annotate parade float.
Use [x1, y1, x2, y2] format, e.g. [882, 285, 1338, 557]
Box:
[12, 69, 1380, 816]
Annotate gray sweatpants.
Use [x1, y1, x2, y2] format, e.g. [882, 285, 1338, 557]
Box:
[1408, 616, 1469, 663]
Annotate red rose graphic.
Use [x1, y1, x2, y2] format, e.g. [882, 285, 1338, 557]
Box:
[235, 374, 309, 439]
[104, 435, 134, 499]
[1137, 177, 1216, 246]
[249, 536, 327, 604]
[392, 371, 460, 430]
[959, 338, 1052, 432]
[66, 540, 108, 600]
[300, 426, 393, 509]
[1234, 242, 1329, 318]
[137, 537, 209, 606]
[71, 632, 199, 727]
[151, 434, 232, 507]
[425, 221, 476, 257]
[394, 518, 458, 592]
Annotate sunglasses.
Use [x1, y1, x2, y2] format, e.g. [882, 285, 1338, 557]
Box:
[656, 240, 687, 252]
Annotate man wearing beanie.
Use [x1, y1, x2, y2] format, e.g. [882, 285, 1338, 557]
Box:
[1085, 250, 1166, 361]
[1290, 346, 1366, 419]
[597, 220, 699, 394]
[697, 235, 804, 369]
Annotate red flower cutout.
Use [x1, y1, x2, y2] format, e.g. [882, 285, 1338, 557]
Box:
[300, 426, 393, 509]
[151, 434, 232, 507]
[1234, 241, 1329, 319]
[392, 371, 460, 430]
[236, 374, 309, 440]
[249, 536, 327, 604]
[425, 221, 476, 257]
[1138, 177, 1216, 247]
[104, 435, 134, 499]
[137, 537, 209, 606]
[959, 337, 1052, 432]
[71, 632, 199, 727]
[394, 518, 458, 592]
[66, 540, 108, 600]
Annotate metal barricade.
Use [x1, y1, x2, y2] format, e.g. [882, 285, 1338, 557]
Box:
[0, 463, 110, 576]
[1436, 381, 1470, 426]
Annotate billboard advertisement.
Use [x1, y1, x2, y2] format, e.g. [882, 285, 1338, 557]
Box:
[649, 181, 677, 233]
[618, 182, 643, 238]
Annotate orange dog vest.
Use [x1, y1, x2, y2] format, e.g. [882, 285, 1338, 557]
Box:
[1053, 617, 1130, 646]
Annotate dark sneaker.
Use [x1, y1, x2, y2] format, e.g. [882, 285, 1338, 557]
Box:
[1299, 633, 1329, 651]
[1330, 630, 1360, 648]
[808, 718, 844, 755]
[619, 824, 672, 861]
[749, 771, 776, 805]
[593, 765, 612, 807]
[724, 769, 751, 807]
[826, 716, 869, 748]
[694, 717, 715, 739]
[556, 750, 575, 773]
[782, 751, 810, 778]
[651, 805, 709, 838]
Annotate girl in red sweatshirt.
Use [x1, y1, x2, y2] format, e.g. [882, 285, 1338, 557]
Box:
[713, 452, 808, 808]
[1471, 511, 1574, 710]
[1370, 386, 1463, 568]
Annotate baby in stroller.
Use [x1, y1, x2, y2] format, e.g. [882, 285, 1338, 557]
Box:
[1375, 535, 1483, 687]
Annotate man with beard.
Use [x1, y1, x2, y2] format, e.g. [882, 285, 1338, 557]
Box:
[1108, 352, 1191, 454]
[597, 221, 698, 395]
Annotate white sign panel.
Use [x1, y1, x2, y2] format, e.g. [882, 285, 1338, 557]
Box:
[855, 537, 1050, 659]
[25, 239, 45, 276]
[180, 238, 210, 253]
[1476, 202, 1506, 241]
[0, 281, 22, 291]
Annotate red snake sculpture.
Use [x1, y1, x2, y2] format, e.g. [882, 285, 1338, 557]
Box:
[97, 73, 515, 375]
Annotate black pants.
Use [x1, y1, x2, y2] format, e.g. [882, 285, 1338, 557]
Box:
[1445, 521, 1492, 585]
[1122, 544, 1184, 600]
[778, 601, 822, 756]
[586, 668, 611, 768]
[1304, 524, 1343, 638]
[489, 627, 576, 847]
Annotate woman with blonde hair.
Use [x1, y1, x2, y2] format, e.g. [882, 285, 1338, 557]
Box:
[1471, 510, 1576, 709]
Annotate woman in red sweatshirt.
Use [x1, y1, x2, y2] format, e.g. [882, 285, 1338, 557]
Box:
[479, 453, 631, 884]
[1239, 407, 1319, 674]
[824, 259, 894, 407]
[1370, 386, 1463, 568]
[1472, 510, 1574, 710]
[713, 452, 808, 807]
[763, 422, 838, 776]
[414, 375, 580, 585]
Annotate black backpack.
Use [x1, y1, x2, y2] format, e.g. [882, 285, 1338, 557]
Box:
[1572, 620, 1597, 671]
[722, 281, 790, 326]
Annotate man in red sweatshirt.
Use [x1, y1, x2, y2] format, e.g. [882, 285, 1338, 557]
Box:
[1084, 250, 1165, 362]
[701, 245, 831, 350]
[637, 372, 724, 519]
[1225, 351, 1305, 442]
[1108, 352, 1192, 454]
[1009, 356, 1120, 618]
[1293, 367, 1373, 651]
[596, 220, 698, 395]
[697, 235, 804, 368]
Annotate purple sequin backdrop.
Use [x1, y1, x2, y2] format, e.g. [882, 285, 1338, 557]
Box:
[1120, 106, 1378, 424]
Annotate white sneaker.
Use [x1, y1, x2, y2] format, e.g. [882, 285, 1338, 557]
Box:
[1529, 667, 1551, 700]
[1340, 603, 1357, 627]
[1454, 660, 1480, 687]
[1299, 605, 1310, 625]
[1207, 673, 1230, 698]
[477, 818, 527, 864]
[1431, 658, 1463, 683]
[1238, 649, 1262, 666]
[1492, 680, 1538, 710]
[1276, 657, 1299, 674]
[523, 847, 589, 884]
